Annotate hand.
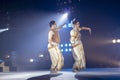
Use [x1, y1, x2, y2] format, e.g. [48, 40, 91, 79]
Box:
[88, 28, 91, 35]
[56, 23, 66, 31]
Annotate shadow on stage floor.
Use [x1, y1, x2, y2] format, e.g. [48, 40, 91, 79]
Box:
[75, 68, 120, 80]
[27, 73, 62, 80]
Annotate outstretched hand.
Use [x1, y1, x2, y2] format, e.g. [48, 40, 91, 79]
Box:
[88, 28, 91, 35]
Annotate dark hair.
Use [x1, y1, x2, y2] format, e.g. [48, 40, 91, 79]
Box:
[49, 20, 56, 28]
[72, 20, 78, 25]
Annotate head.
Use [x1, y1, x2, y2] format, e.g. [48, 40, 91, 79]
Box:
[72, 20, 80, 29]
[49, 20, 57, 29]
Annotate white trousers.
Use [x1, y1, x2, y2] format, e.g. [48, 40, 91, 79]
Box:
[72, 43, 86, 69]
[48, 46, 64, 70]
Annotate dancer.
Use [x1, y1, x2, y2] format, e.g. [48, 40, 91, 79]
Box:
[70, 19, 91, 72]
[48, 20, 65, 73]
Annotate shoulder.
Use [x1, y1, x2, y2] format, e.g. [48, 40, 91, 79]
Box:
[70, 29, 76, 35]
[49, 30, 54, 34]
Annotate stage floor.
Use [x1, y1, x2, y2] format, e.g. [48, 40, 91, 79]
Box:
[0, 68, 120, 80]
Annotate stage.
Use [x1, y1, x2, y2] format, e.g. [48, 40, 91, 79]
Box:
[0, 68, 120, 80]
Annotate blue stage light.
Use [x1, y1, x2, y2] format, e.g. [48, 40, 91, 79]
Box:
[69, 48, 72, 51]
[68, 23, 72, 27]
[65, 49, 68, 52]
[65, 44, 68, 47]
[60, 44, 63, 47]
[69, 43, 71, 46]
[61, 49, 63, 52]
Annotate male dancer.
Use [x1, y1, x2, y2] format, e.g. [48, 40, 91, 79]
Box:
[48, 20, 65, 73]
[70, 20, 91, 72]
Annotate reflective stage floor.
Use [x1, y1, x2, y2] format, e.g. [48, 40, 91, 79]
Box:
[1, 68, 120, 80]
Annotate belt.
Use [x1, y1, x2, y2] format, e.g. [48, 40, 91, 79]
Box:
[72, 44, 80, 48]
[48, 46, 56, 50]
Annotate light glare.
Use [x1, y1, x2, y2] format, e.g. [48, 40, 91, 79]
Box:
[117, 39, 120, 43]
[112, 39, 116, 43]
[29, 59, 34, 62]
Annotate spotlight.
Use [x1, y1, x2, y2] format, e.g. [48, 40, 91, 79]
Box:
[65, 44, 68, 47]
[38, 54, 44, 58]
[65, 49, 68, 52]
[69, 43, 71, 46]
[68, 23, 72, 27]
[63, 13, 68, 18]
[5, 55, 10, 59]
[59, 12, 68, 23]
[0, 28, 9, 33]
[60, 44, 63, 47]
[117, 39, 120, 43]
[69, 48, 72, 51]
[112, 39, 116, 43]
[29, 58, 34, 63]
[6, 28, 9, 30]
[61, 49, 63, 52]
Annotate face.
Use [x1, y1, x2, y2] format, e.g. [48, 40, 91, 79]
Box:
[52, 23, 57, 29]
[74, 22, 80, 29]
[76, 22, 80, 28]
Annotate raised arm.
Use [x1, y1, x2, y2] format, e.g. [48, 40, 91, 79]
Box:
[80, 27, 91, 35]
[55, 23, 66, 31]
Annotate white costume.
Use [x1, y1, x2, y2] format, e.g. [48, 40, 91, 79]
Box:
[48, 29, 64, 71]
[70, 28, 86, 70]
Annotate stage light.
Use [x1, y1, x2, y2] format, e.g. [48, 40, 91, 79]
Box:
[63, 13, 68, 19]
[117, 39, 120, 43]
[60, 44, 63, 47]
[112, 39, 116, 43]
[68, 23, 72, 27]
[29, 59, 34, 63]
[59, 12, 68, 23]
[6, 28, 9, 30]
[65, 49, 68, 52]
[0, 28, 9, 33]
[5, 55, 10, 59]
[38, 54, 44, 58]
[69, 48, 72, 51]
[61, 49, 63, 52]
[69, 43, 71, 46]
[65, 44, 68, 47]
